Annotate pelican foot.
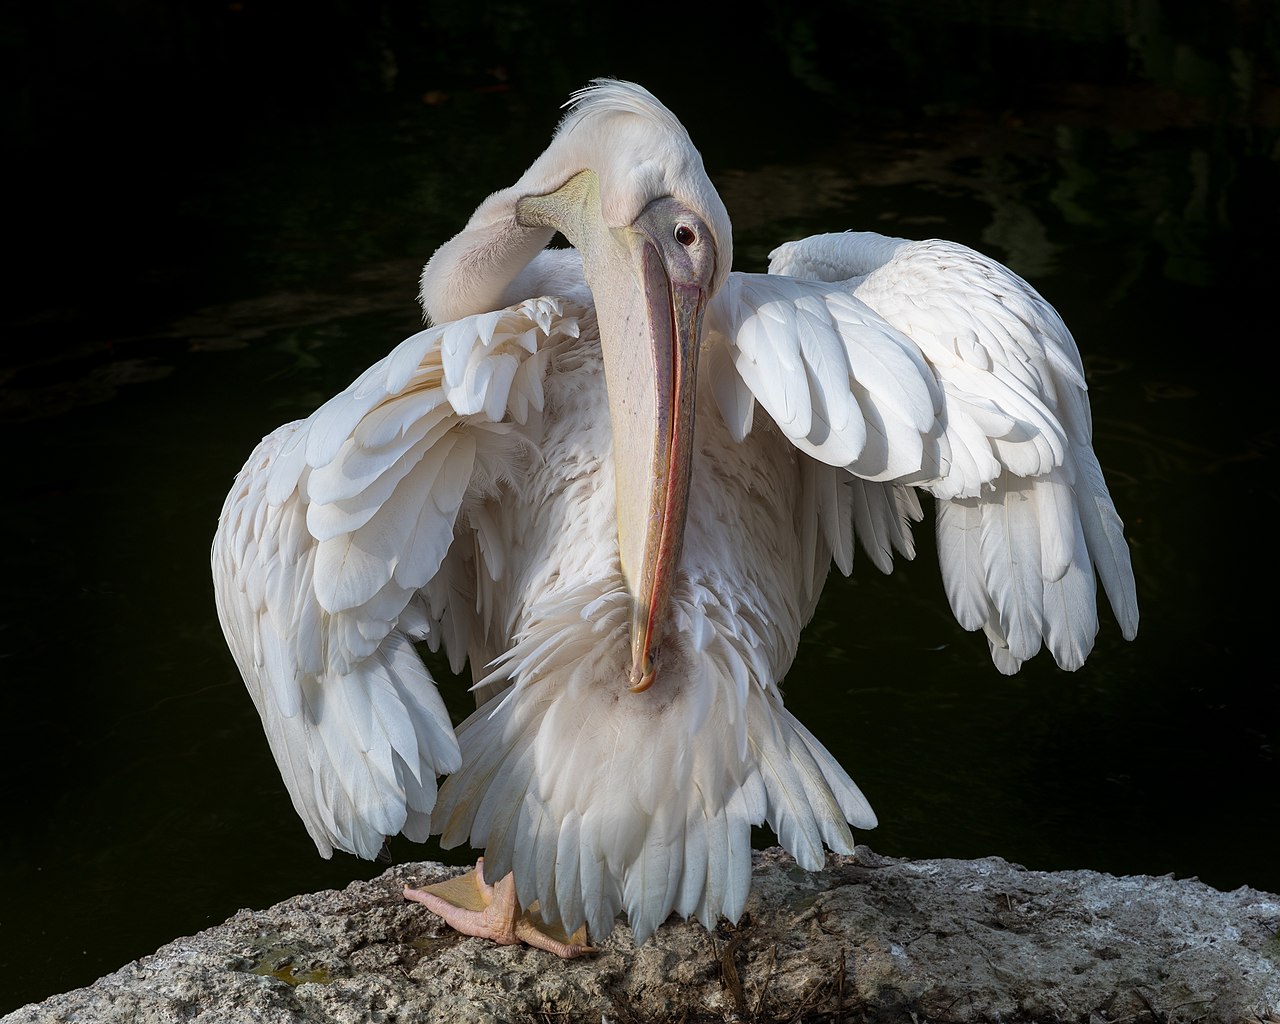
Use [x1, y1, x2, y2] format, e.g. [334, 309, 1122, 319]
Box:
[404, 857, 595, 959]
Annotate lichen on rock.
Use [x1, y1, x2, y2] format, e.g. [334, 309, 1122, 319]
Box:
[5, 848, 1278, 1023]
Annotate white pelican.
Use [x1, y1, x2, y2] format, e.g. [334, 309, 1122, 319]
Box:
[212, 80, 1138, 957]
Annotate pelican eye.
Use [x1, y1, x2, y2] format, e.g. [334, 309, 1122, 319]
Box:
[674, 224, 696, 246]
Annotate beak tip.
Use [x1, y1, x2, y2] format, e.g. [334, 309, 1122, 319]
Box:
[628, 655, 656, 694]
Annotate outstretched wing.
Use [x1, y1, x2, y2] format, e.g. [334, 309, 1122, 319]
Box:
[212, 296, 579, 859]
[706, 231, 1138, 673]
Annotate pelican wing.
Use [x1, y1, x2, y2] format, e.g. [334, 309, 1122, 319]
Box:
[212, 296, 578, 859]
[707, 232, 1138, 673]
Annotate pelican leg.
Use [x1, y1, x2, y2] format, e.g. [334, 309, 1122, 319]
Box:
[404, 857, 595, 959]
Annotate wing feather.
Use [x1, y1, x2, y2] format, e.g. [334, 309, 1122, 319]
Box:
[212, 296, 578, 859]
[707, 273, 940, 475]
[722, 231, 1138, 674]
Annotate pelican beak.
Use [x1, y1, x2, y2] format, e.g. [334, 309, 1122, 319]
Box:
[617, 217, 709, 691]
[515, 178, 716, 693]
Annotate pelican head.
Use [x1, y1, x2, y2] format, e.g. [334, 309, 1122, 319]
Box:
[513, 81, 731, 692]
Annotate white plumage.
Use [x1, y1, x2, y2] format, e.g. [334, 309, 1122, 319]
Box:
[212, 81, 1137, 950]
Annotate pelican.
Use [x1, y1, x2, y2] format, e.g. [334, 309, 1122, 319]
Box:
[212, 80, 1138, 957]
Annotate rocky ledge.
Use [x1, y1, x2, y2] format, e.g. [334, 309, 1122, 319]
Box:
[5, 848, 1278, 1024]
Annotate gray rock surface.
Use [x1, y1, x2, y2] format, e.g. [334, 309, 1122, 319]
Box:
[6, 847, 1278, 1023]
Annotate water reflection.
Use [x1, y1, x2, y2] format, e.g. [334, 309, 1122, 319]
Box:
[3, 3, 1278, 1014]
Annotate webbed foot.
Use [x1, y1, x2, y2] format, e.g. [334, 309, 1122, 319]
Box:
[404, 857, 595, 959]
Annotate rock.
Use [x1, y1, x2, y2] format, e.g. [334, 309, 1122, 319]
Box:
[5, 848, 1278, 1023]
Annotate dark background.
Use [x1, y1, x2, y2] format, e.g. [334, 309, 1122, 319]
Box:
[3, 0, 1278, 1014]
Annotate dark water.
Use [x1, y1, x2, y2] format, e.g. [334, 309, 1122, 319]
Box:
[3, 2, 1278, 1013]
